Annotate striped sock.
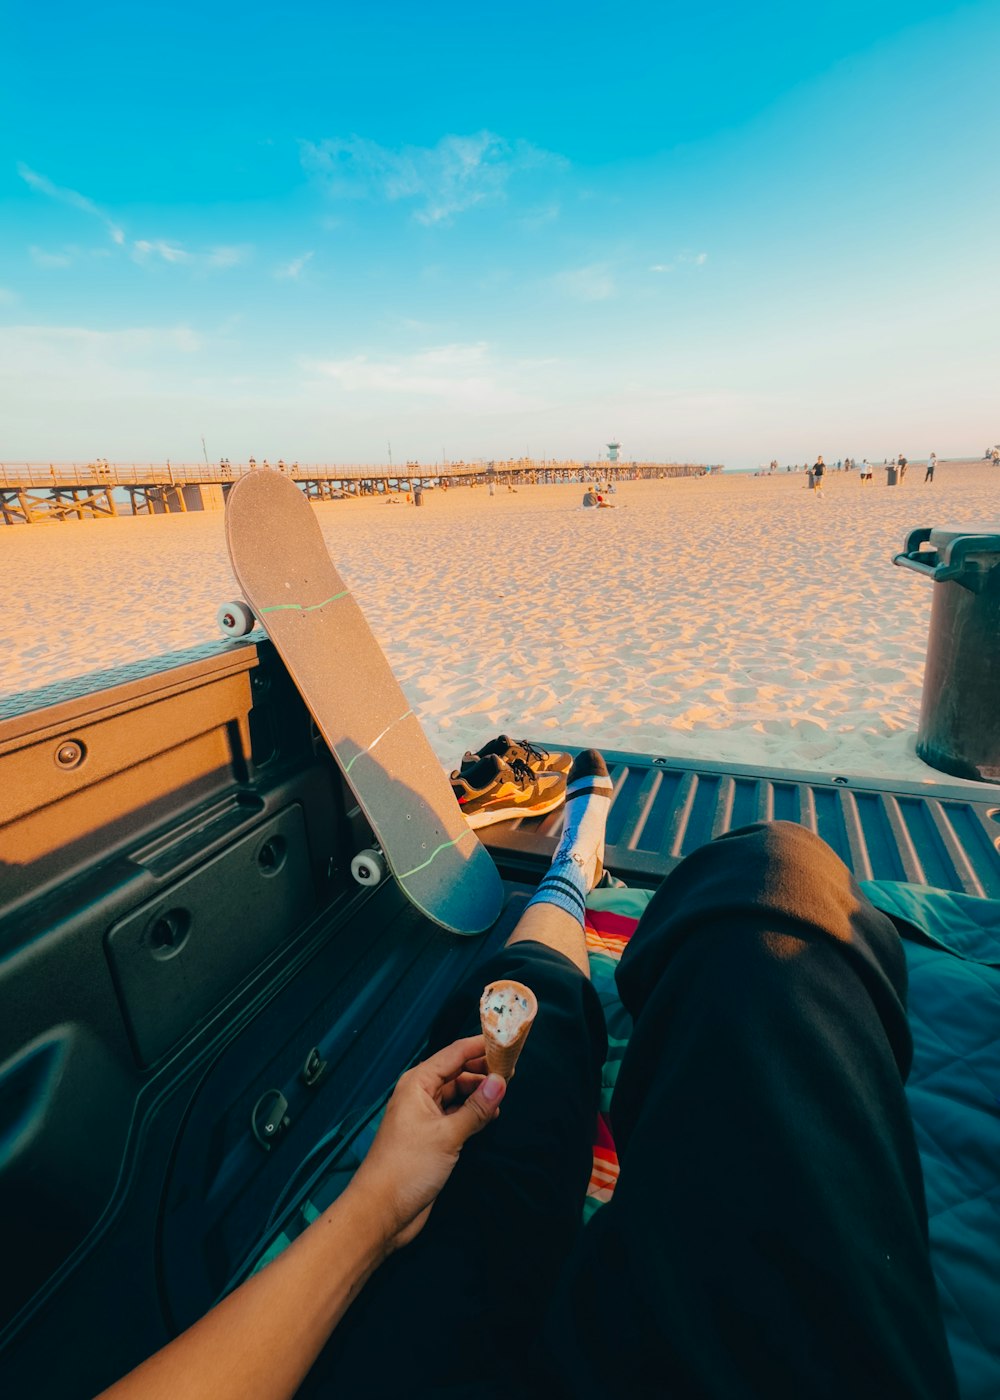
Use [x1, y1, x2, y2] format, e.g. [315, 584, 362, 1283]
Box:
[526, 750, 614, 928]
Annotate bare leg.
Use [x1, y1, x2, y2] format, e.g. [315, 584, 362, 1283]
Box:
[507, 900, 590, 976]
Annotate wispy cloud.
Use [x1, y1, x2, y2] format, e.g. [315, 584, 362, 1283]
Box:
[29, 246, 73, 268]
[650, 251, 709, 273]
[0, 287, 16, 304]
[17, 163, 125, 245]
[300, 131, 565, 225]
[18, 163, 250, 271]
[553, 262, 616, 302]
[131, 239, 249, 269]
[205, 246, 248, 270]
[518, 203, 560, 231]
[133, 238, 190, 265]
[28, 244, 111, 268]
[300, 341, 546, 414]
[0, 323, 202, 396]
[275, 251, 314, 279]
[306, 342, 491, 396]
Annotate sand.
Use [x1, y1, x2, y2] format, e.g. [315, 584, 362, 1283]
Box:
[3, 461, 997, 785]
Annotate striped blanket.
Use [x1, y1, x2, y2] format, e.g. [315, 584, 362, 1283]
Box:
[580, 890, 648, 1221]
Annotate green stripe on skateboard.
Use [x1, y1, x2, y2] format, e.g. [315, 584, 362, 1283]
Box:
[260, 590, 350, 614]
[397, 825, 477, 882]
[343, 711, 414, 775]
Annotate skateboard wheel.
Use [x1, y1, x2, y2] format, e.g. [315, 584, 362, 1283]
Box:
[351, 848, 387, 887]
[217, 600, 256, 637]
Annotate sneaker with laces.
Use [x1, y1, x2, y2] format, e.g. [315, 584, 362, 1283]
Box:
[451, 754, 568, 829]
[457, 735, 574, 779]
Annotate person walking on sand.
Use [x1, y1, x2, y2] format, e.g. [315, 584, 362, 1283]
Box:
[925, 453, 937, 483]
[812, 455, 826, 494]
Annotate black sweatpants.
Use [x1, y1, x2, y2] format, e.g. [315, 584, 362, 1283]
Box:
[302, 822, 958, 1399]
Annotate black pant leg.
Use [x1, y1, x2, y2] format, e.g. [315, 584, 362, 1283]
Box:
[542, 821, 958, 1400]
[302, 940, 606, 1398]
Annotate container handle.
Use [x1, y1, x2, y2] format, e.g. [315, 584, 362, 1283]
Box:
[894, 529, 1000, 591]
[893, 528, 936, 578]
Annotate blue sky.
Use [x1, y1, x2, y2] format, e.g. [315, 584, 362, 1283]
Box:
[2, 1, 997, 467]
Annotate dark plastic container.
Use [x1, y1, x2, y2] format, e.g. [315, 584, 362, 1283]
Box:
[894, 525, 1000, 782]
[413, 486, 423, 507]
[886, 466, 899, 486]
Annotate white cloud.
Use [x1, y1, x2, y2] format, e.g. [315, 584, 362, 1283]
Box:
[29, 244, 115, 269]
[518, 203, 560, 230]
[29, 246, 74, 268]
[19, 163, 250, 272]
[131, 240, 248, 270]
[306, 342, 490, 397]
[133, 238, 190, 265]
[553, 262, 616, 302]
[206, 245, 249, 269]
[650, 251, 708, 273]
[301, 131, 564, 225]
[0, 323, 203, 406]
[0, 323, 201, 360]
[300, 341, 547, 415]
[0, 287, 15, 303]
[276, 251, 314, 279]
[17, 163, 126, 246]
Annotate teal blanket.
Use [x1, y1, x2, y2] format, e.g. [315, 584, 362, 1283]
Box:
[252, 879, 1000, 1398]
[862, 881, 1000, 1400]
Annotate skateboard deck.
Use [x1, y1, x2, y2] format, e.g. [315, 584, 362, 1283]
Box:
[223, 470, 503, 935]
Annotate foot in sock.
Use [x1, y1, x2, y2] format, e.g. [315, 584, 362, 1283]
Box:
[526, 750, 614, 927]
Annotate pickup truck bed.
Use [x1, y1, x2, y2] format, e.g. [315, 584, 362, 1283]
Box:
[1, 637, 998, 1396]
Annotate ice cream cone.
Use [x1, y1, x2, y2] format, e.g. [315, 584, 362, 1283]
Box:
[479, 979, 538, 1080]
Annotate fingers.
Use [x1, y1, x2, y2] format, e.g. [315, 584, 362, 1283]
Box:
[440, 1071, 487, 1108]
[441, 1073, 506, 1147]
[417, 1035, 487, 1088]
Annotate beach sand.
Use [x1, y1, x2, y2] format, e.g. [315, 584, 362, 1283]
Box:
[3, 462, 997, 785]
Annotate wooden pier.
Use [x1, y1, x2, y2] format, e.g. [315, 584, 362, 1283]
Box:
[0, 459, 720, 525]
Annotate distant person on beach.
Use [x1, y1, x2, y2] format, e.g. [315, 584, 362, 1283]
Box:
[812, 456, 825, 493]
[898, 454, 908, 481]
[925, 453, 936, 483]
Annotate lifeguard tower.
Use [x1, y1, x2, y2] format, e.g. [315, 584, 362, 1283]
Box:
[607, 441, 621, 463]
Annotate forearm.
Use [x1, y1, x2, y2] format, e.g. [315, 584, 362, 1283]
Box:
[98, 1184, 389, 1400]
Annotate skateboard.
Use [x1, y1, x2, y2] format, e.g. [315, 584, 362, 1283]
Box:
[219, 470, 503, 935]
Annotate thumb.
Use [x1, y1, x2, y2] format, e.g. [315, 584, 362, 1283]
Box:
[445, 1074, 506, 1147]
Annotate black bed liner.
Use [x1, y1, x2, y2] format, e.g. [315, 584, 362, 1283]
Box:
[1, 636, 998, 1396]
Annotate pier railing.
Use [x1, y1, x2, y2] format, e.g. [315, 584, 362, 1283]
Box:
[1, 460, 719, 524]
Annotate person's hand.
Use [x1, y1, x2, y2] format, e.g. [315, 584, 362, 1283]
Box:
[347, 1035, 506, 1252]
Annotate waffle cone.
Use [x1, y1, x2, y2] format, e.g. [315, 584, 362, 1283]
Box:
[480, 980, 538, 1080]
